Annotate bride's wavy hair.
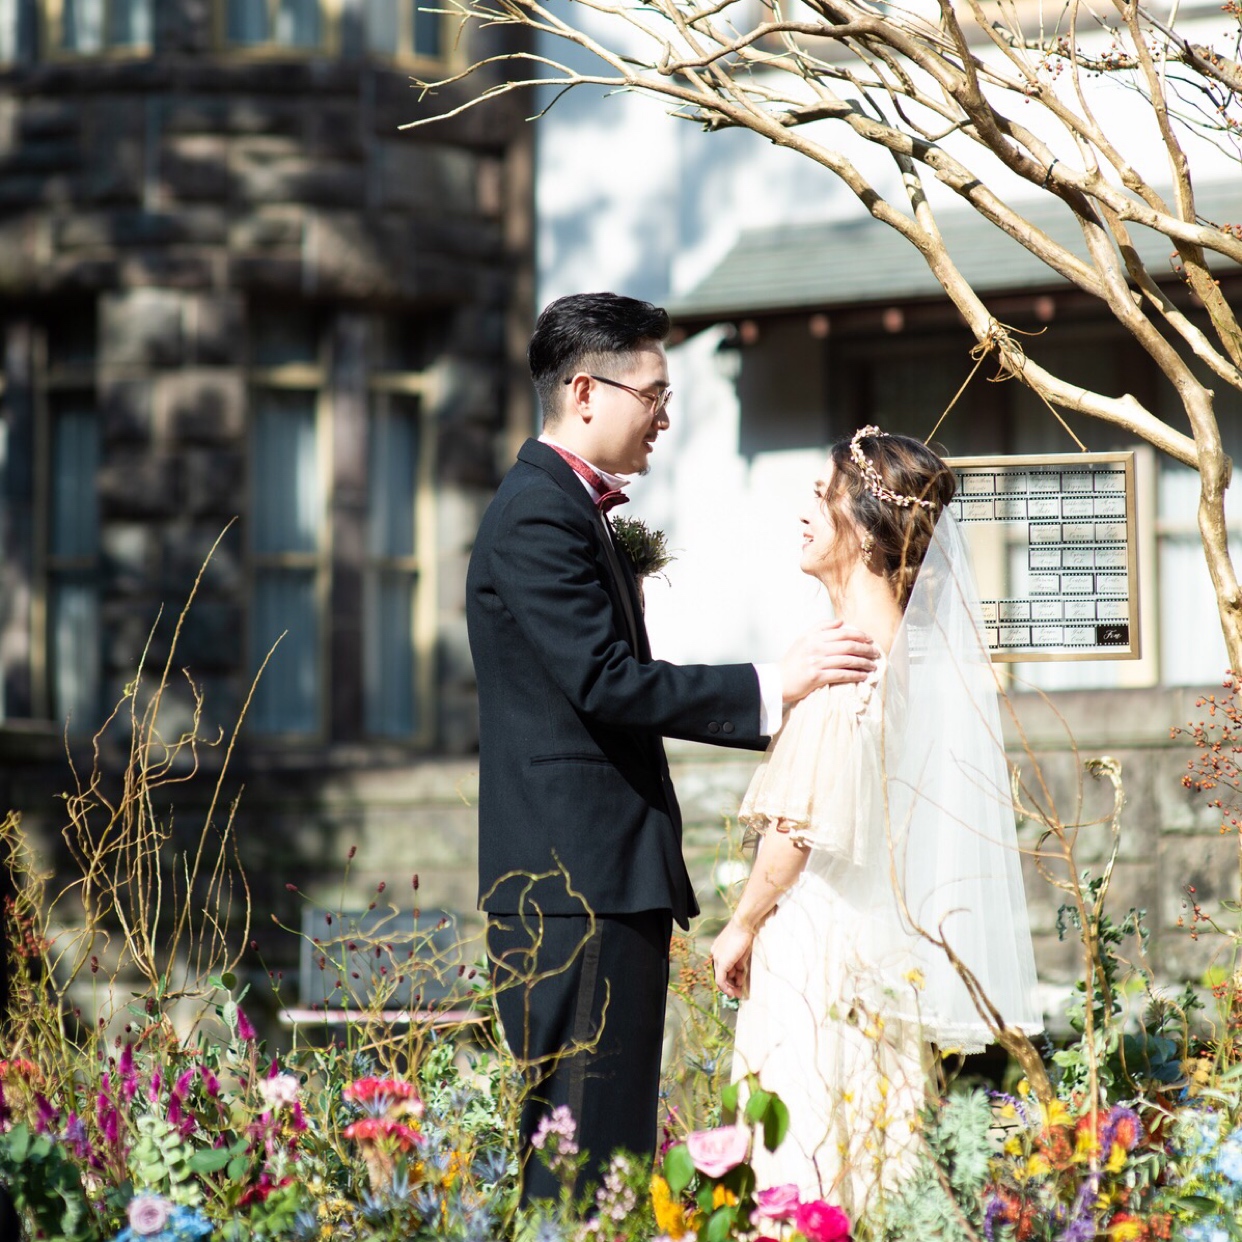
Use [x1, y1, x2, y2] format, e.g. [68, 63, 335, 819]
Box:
[824, 431, 958, 610]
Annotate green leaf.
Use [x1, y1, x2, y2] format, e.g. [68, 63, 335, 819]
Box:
[662, 1143, 695, 1198]
[226, 1155, 248, 1182]
[719, 1081, 739, 1114]
[763, 1095, 790, 1153]
[744, 1088, 772, 1124]
[696, 1182, 716, 1214]
[188, 1147, 233, 1174]
[5, 1123, 30, 1163]
[706, 1205, 737, 1242]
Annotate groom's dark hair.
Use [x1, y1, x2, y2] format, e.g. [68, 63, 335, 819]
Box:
[529, 292, 671, 425]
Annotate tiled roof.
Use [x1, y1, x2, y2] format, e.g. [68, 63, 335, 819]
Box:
[670, 182, 1242, 321]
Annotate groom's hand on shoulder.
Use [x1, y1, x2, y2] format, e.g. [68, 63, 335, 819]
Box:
[779, 619, 878, 705]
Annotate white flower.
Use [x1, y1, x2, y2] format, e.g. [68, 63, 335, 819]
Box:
[258, 1072, 301, 1110]
[127, 1193, 173, 1236]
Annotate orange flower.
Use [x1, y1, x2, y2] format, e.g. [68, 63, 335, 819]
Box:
[0, 1059, 40, 1082]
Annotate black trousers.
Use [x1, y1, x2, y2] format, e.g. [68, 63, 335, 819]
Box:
[487, 908, 672, 1203]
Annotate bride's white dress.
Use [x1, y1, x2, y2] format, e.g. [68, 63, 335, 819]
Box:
[729, 513, 1042, 1214]
[731, 660, 925, 1213]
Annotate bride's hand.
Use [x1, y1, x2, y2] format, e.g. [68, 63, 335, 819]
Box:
[711, 919, 755, 999]
[780, 619, 879, 704]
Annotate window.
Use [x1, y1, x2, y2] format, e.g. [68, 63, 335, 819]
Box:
[362, 316, 437, 740]
[51, 0, 153, 54]
[0, 0, 37, 61]
[247, 312, 326, 737]
[220, 0, 447, 59]
[37, 306, 103, 732]
[364, 393, 423, 737]
[225, 0, 319, 48]
[46, 396, 101, 728]
[825, 322, 1242, 689]
[364, 0, 441, 60]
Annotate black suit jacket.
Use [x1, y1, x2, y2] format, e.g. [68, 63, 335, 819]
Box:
[466, 439, 764, 928]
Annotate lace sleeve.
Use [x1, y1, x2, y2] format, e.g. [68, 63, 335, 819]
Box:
[737, 668, 883, 867]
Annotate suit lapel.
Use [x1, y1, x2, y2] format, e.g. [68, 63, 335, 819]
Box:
[518, 439, 648, 659]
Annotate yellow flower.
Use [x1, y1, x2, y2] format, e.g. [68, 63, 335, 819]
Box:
[1025, 1154, 1051, 1179]
[1105, 1142, 1127, 1174]
[904, 968, 926, 991]
[651, 1175, 691, 1240]
[712, 1185, 738, 1209]
[1041, 1099, 1072, 1128]
[1003, 1136, 1023, 1157]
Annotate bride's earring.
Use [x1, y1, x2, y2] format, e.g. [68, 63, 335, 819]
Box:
[860, 532, 876, 560]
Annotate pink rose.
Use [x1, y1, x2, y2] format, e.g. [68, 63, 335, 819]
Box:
[756, 1182, 802, 1220]
[794, 1199, 851, 1242]
[685, 1125, 750, 1178]
[127, 1194, 173, 1236]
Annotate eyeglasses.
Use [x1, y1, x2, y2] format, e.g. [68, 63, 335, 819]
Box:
[564, 373, 673, 416]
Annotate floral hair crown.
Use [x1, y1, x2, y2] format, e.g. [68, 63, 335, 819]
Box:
[849, 425, 937, 511]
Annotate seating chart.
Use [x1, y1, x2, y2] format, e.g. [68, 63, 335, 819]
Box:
[945, 453, 1140, 661]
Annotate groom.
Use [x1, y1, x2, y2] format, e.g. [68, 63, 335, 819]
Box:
[466, 292, 877, 1200]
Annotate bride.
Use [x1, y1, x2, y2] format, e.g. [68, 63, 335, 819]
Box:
[711, 427, 1042, 1212]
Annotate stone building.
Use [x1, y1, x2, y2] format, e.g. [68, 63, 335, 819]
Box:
[0, 1, 533, 994]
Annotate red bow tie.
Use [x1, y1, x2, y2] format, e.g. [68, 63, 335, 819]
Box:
[548, 445, 630, 514]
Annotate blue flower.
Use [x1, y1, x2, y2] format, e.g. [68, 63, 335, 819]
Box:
[1216, 1128, 1242, 1184]
[1178, 1109, 1224, 1158]
[1183, 1220, 1232, 1242]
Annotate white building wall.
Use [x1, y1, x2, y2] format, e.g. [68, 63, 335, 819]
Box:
[534, 5, 1242, 675]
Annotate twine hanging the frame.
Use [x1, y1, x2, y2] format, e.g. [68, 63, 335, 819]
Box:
[925, 318, 1088, 453]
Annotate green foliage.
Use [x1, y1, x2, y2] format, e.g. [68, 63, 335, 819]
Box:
[870, 1090, 992, 1242]
[129, 1115, 202, 1205]
[0, 1123, 102, 1242]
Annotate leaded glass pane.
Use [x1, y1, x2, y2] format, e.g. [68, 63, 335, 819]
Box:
[51, 406, 99, 559]
[413, 0, 441, 58]
[364, 571, 416, 736]
[107, 0, 152, 46]
[275, 0, 319, 46]
[51, 576, 100, 728]
[252, 390, 320, 556]
[365, 0, 398, 51]
[367, 398, 418, 558]
[62, 0, 104, 52]
[250, 570, 319, 734]
[227, 0, 270, 45]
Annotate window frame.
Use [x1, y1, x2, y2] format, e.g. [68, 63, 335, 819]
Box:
[42, 0, 155, 59]
[244, 338, 333, 744]
[212, 0, 454, 66]
[33, 315, 103, 732]
[362, 367, 438, 746]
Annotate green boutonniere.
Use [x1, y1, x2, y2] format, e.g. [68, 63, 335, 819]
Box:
[610, 515, 673, 580]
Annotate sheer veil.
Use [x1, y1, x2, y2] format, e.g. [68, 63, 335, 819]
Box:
[880, 509, 1042, 1052]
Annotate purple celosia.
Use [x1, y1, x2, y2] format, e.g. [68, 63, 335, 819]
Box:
[32, 1093, 57, 1133]
[148, 1070, 161, 1103]
[199, 1066, 220, 1097]
[172, 1069, 195, 1099]
[236, 1008, 256, 1042]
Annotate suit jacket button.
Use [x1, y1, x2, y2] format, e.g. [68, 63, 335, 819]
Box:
[722, 721, 735, 735]
[707, 721, 720, 734]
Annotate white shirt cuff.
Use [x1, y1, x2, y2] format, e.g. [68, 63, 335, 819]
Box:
[755, 663, 784, 737]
